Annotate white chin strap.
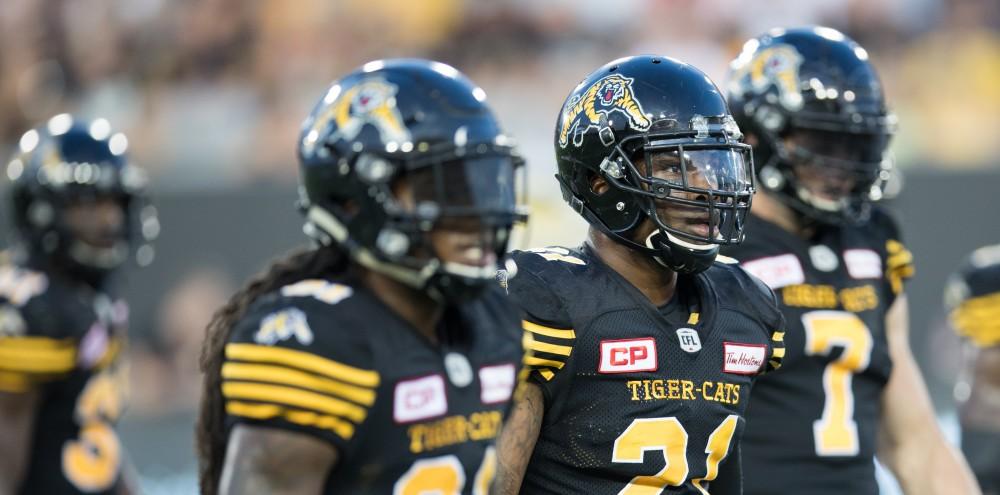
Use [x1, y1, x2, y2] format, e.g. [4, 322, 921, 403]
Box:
[307, 205, 494, 290]
[796, 186, 845, 212]
[68, 241, 128, 270]
[645, 229, 715, 269]
[664, 231, 717, 251]
[442, 261, 496, 280]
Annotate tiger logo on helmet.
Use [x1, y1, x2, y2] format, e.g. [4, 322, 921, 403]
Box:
[730, 44, 805, 111]
[301, 79, 411, 157]
[558, 74, 650, 148]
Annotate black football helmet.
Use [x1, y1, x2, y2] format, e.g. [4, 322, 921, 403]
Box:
[5, 114, 158, 281]
[297, 59, 527, 302]
[555, 55, 753, 274]
[727, 26, 897, 225]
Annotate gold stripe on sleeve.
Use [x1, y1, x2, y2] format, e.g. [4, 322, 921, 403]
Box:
[0, 371, 31, 393]
[0, 345, 76, 374]
[222, 362, 376, 406]
[523, 356, 566, 370]
[225, 343, 379, 388]
[222, 382, 368, 423]
[522, 321, 576, 340]
[523, 336, 572, 357]
[225, 401, 355, 440]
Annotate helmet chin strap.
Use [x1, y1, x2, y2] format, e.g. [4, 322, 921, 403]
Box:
[644, 228, 719, 274]
[68, 240, 128, 270]
[795, 186, 846, 213]
[645, 231, 673, 269]
[308, 204, 496, 302]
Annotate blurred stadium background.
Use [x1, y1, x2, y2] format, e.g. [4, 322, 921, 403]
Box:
[1, 0, 998, 492]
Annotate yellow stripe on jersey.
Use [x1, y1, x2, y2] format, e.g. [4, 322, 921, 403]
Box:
[522, 320, 576, 340]
[521, 321, 575, 382]
[767, 330, 786, 372]
[523, 356, 566, 370]
[0, 371, 31, 393]
[950, 292, 1000, 347]
[222, 382, 368, 423]
[225, 343, 380, 388]
[222, 362, 376, 406]
[687, 313, 700, 325]
[886, 239, 915, 295]
[0, 337, 76, 374]
[225, 400, 355, 440]
[522, 334, 572, 357]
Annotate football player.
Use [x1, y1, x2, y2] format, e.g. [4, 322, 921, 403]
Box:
[196, 59, 528, 494]
[946, 244, 1000, 494]
[722, 27, 979, 494]
[494, 55, 787, 494]
[0, 115, 156, 494]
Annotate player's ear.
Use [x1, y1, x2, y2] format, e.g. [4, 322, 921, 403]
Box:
[589, 172, 609, 195]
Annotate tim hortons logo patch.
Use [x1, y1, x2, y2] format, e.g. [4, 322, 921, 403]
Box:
[479, 363, 516, 404]
[844, 249, 882, 279]
[722, 342, 766, 375]
[741, 253, 805, 289]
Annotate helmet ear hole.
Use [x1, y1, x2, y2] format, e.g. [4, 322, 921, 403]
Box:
[588, 172, 609, 196]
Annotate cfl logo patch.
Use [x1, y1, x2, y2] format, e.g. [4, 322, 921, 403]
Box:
[598, 338, 657, 374]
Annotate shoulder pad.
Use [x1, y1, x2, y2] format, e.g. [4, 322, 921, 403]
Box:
[506, 248, 580, 327]
[277, 279, 354, 305]
[233, 284, 354, 350]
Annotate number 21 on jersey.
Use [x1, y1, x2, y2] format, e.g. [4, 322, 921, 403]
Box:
[393, 447, 495, 495]
[612, 415, 738, 494]
[803, 310, 873, 457]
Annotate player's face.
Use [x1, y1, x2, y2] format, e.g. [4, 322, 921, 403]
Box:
[784, 129, 886, 205]
[63, 195, 126, 249]
[647, 151, 717, 242]
[394, 157, 520, 269]
[633, 149, 748, 245]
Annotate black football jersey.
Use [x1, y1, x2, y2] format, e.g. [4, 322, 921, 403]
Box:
[946, 243, 1000, 348]
[721, 209, 914, 495]
[0, 262, 129, 495]
[220, 276, 522, 493]
[507, 245, 786, 494]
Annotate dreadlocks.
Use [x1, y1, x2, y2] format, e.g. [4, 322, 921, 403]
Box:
[195, 245, 347, 495]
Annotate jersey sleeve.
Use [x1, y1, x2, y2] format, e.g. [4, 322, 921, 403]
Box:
[506, 254, 578, 403]
[734, 264, 790, 374]
[872, 209, 915, 300]
[755, 274, 789, 374]
[0, 269, 76, 393]
[221, 280, 378, 454]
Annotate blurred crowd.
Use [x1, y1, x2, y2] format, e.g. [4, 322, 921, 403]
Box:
[1, 0, 999, 193]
